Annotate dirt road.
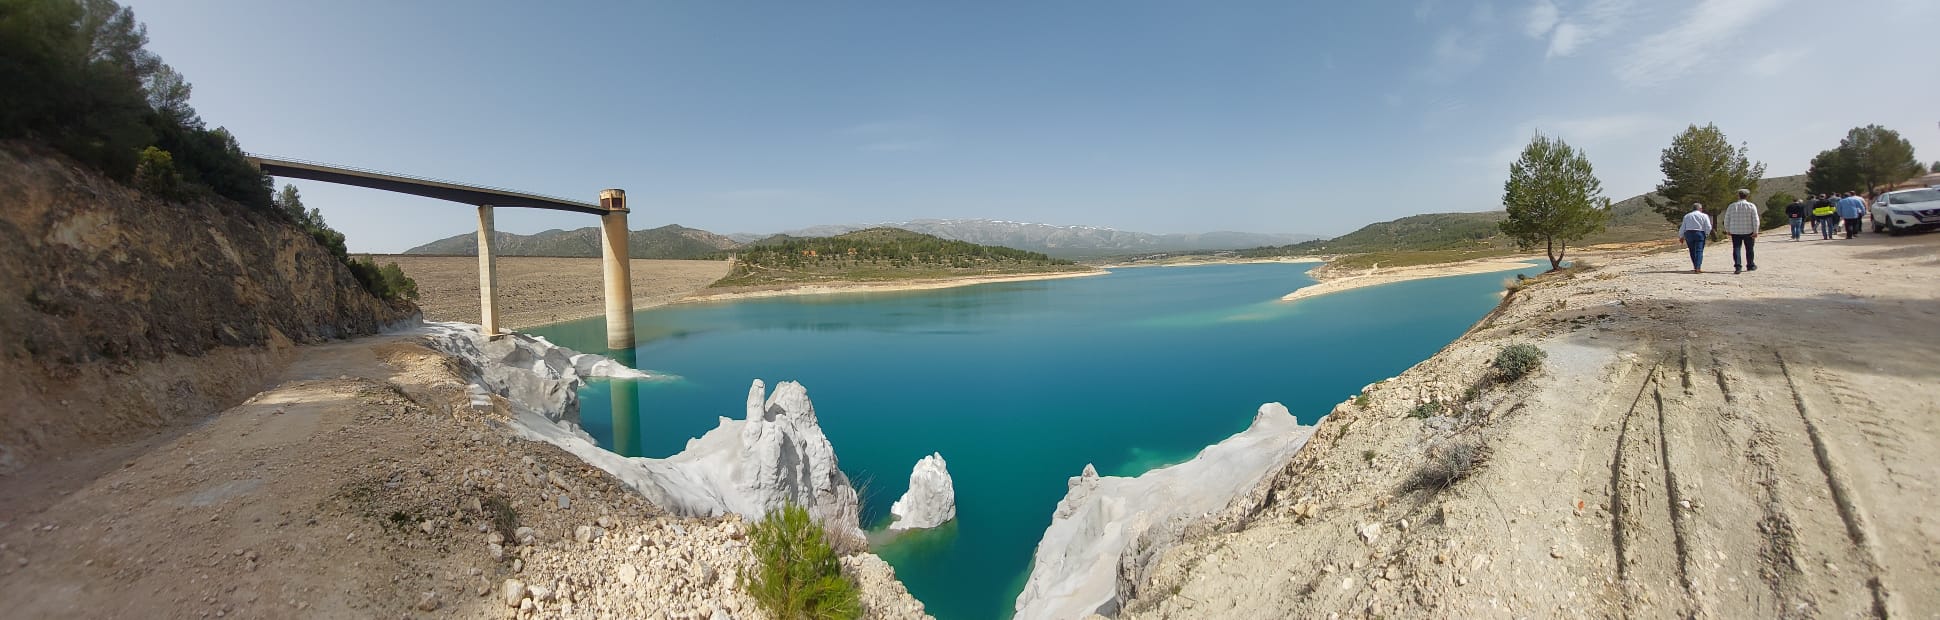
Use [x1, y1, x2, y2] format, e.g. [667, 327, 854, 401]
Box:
[0, 335, 759, 618]
[1124, 231, 1940, 617]
[375, 256, 730, 331]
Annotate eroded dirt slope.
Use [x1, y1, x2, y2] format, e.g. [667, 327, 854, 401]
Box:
[0, 335, 928, 619]
[0, 143, 415, 472]
[1122, 232, 1940, 618]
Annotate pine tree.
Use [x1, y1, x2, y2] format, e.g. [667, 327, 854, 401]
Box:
[1499, 133, 1609, 271]
[1645, 124, 1765, 233]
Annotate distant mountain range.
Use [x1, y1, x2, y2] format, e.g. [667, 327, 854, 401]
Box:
[405, 219, 1319, 259]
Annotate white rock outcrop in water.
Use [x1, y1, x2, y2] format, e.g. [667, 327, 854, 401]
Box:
[416, 323, 658, 424]
[1012, 403, 1315, 620]
[417, 322, 864, 540]
[888, 453, 956, 531]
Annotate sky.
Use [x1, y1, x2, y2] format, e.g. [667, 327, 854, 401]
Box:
[125, 0, 1940, 253]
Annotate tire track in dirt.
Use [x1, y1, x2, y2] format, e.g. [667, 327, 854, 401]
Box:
[1775, 352, 1891, 618]
[1609, 354, 1691, 615]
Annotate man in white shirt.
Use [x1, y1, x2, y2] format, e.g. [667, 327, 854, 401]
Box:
[1679, 202, 1714, 274]
[1720, 189, 1761, 274]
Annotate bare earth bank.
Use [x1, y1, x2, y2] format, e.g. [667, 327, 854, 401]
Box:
[375, 256, 732, 331]
[0, 333, 928, 619]
[1120, 230, 1940, 618]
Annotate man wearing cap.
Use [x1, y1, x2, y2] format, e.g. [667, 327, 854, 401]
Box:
[1678, 202, 1713, 274]
[1836, 191, 1867, 239]
[1721, 189, 1760, 273]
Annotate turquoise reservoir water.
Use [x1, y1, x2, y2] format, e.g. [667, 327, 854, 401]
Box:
[527, 262, 1537, 619]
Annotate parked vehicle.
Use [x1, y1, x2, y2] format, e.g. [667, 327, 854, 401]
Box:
[1870, 188, 1940, 234]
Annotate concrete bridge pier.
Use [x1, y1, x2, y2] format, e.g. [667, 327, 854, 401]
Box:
[599, 189, 635, 351]
[476, 204, 500, 336]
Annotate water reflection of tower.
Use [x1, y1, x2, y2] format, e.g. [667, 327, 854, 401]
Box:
[607, 347, 643, 457]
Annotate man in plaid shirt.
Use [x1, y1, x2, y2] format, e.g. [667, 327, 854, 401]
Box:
[1721, 189, 1761, 274]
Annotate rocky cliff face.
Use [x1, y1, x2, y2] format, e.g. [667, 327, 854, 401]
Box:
[0, 142, 416, 471]
[1013, 403, 1314, 619]
[889, 452, 957, 531]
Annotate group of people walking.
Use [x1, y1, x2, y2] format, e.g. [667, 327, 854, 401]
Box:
[1678, 189, 1874, 274]
[1678, 189, 1764, 274]
[1784, 192, 1869, 241]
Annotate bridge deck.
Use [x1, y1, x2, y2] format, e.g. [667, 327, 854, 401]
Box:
[246, 155, 612, 215]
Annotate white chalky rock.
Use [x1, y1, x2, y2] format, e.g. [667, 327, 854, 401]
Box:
[1013, 402, 1315, 620]
[416, 324, 869, 541]
[888, 453, 957, 531]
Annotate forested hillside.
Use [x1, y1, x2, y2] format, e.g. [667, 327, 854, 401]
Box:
[711, 227, 1088, 288]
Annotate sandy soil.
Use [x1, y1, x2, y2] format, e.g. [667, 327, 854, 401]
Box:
[0, 332, 928, 619]
[678, 270, 1107, 305]
[1122, 230, 1940, 617]
[1280, 242, 1677, 304]
[375, 256, 731, 331]
[1097, 256, 1326, 268]
[1279, 258, 1540, 303]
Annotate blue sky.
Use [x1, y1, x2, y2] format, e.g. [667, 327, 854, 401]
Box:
[127, 0, 1939, 253]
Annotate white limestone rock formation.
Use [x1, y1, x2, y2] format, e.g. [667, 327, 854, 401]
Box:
[417, 322, 658, 424]
[1012, 403, 1315, 620]
[417, 323, 864, 540]
[889, 453, 957, 531]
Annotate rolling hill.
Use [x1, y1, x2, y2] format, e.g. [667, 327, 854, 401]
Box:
[403, 224, 740, 259]
[408, 219, 1320, 260]
[1240, 174, 1808, 258]
[815, 219, 1319, 258]
[710, 227, 1090, 288]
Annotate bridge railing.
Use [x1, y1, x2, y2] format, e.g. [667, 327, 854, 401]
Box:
[245, 153, 597, 208]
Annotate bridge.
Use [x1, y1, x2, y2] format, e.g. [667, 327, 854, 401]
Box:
[246, 155, 636, 349]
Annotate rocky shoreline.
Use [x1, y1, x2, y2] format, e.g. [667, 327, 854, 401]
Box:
[416, 321, 935, 618]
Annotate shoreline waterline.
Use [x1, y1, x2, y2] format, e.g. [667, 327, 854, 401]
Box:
[1279, 258, 1537, 304]
[671, 269, 1108, 306]
[531, 262, 1542, 618]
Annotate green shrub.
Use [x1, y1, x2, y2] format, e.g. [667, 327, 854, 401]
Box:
[348, 256, 419, 301]
[744, 505, 861, 620]
[132, 146, 184, 200]
[1410, 400, 1445, 419]
[1492, 344, 1546, 381]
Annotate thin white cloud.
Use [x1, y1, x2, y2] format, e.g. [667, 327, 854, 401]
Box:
[1418, 2, 1500, 81]
[838, 118, 938, 153]
[838, 119, 925, 136]
[1748, 48, 1807, 77]
[1414, 0, 1442, 22]
[1524, 0, 1633, 58]
[1470, 114, 1662, 169]
[1524, 0, 1560, 37]
[1616, 0, 1787, 86]
[860, 140, 931, 153]
[1426, 30, 1487, 79]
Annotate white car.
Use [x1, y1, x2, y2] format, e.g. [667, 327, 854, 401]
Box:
[1870, 188, 1940, 234]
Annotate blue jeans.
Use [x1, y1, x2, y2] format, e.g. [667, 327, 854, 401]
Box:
[1683, 230, 1707, 270]
[1817, 216, 1836, 239]
[1731, 234, 1755, 270]
[1789, 218, 1804, 239]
